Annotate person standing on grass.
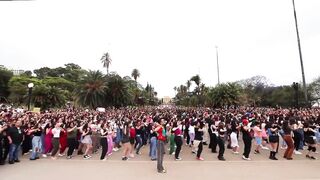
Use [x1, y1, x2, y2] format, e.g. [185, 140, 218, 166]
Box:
[155, 119, 166, 173]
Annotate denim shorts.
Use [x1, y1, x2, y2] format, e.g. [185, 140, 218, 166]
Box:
[255, 137, 262, 145]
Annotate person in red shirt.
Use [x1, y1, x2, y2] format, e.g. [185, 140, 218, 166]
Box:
[154, 119, 166, 173]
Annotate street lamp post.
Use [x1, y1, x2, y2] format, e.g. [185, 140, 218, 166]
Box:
[215, 46, 220, 85]
[292, 0, 308, 105]
[27, 83, 34, 111]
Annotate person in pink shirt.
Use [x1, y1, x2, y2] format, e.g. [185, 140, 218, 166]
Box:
[253, 121, 262, 154]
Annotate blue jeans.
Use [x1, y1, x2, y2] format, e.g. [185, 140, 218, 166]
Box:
[9, 144, 20, 162]
[30, 136, 42, 159]
[135, 135, 143, 153]
[149, 137, 157, 159]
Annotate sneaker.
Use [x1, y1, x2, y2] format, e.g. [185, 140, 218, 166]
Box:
[129, 154, 135, 158]
[310, 156, 317, 160]
[254, 150, 260, 154]
[196, 157, 204, 161]
[122, 157, 128, 161]
[66, 156, 72, 159]
[101, 158, 107, 161]
[113, 148, 119, 152]
[175, 157, 182, 161]
[87, 155, 92, 158]
[294, 150, 302, 155]
[29, 158, 36, 161]
[136, 152, 142, 155]
[218, 157, 226, 161]
[9, 161, 14, 164]
[262, 146, 269, 150]
[42, 154, 47, 158]
[14, 160, 20, 163]
[83, 155, 90, 160]
[58, 154, 64, 157]
[51, 157, 57, 160]
[151, 158, 157, 161]
[191, 151, 196, 154]
[242, 156, 251, 161]
[158, 169, 167, 173]
[233, 151, 239, 154]
[107, 153, 112, 156]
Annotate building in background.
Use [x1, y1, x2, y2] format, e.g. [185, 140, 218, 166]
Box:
[11, 69, 25, 76]
[162, 96, 172, 104]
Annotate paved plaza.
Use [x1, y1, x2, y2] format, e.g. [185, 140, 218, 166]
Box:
[1, 143, 320, 180]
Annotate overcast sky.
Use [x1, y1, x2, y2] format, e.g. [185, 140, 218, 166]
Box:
[1, 0, 320, 98]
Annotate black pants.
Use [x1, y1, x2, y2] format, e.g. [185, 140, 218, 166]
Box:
[100, 138, 108, 160]
[174, 136, 182, 159]
[22, 135, 32, 154]
[67, 138, 77, 156]
[210, 133, 218, 152]
[243, 137, 252, 158]
[293, 131, 301, 151]
[186, 130, 190, 145]
[217, 136, 225, 158]
[2, 138, 9, 161]
[0, 138, 3, 163]
[197, 141, 203, 158]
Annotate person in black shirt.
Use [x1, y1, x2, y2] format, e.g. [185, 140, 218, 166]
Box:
[30, 123, 42, 160]
[241, 119, 252, 161]
[134, 121, 143, 155]
[7, 120, 24, 164]
[194, 121, 204, 160]
[0, 122, 8, 165]
[217, 122, 227, 161]
[304, 122, 317, 160]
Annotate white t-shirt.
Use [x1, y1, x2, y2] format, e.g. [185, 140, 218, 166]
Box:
[189, 126, 195, 134]
[52, 128, 61, 138]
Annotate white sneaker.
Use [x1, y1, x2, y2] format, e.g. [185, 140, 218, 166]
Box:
[294, 150, 302, 155]
[58, 154, 64, 157]
[233, 151, 239, 154]
[113, 148, 119, 152]
[42, 154, 47, 158]
[262, 146, 269, 150]
[242, 155, 251, 161]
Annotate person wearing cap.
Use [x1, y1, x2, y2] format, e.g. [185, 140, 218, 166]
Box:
[241, 119, 252, 160]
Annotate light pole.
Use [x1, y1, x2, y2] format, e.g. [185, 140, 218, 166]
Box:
[215, 46, 220, 85]
[292, 0, 308, 105]
[27, 83, 34, 111]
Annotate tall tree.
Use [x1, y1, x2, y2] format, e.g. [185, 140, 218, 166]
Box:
[0, 67, 13, 100]
[131, 68, 140, 85]
[74, 70, 107, 108]
[100, 52, 112, 74]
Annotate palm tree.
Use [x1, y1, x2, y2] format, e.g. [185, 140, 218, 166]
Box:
[105, 75, 132, 107]
[74, 70, 107, 108]
[186, 80, 191, 93]
[100, 52, 112, 74]
[131, 69, 140, 85]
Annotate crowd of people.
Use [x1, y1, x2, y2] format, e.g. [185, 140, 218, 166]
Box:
[0, 106, 320, 173]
